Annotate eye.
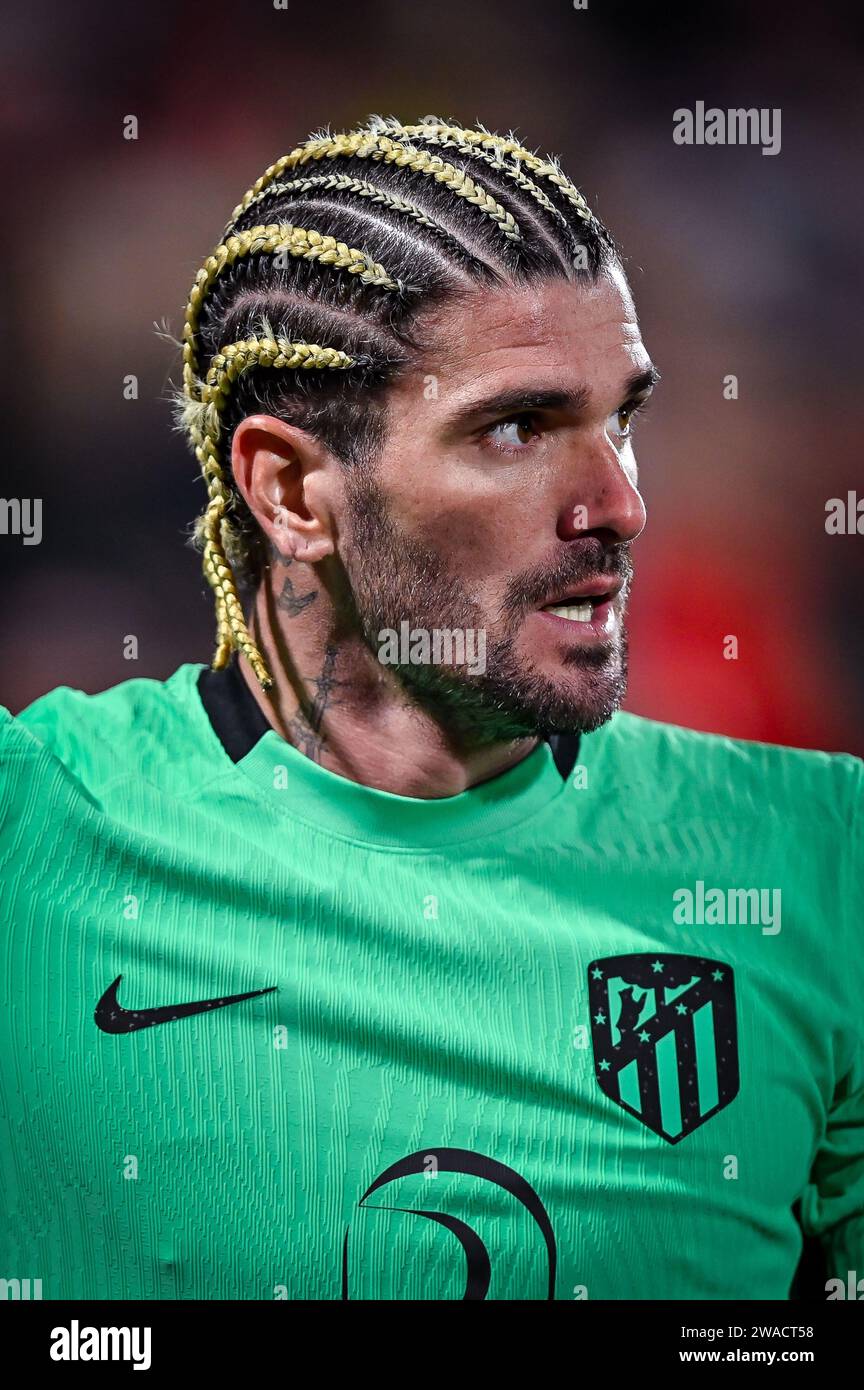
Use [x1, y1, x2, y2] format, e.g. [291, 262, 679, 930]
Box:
[606, 394, 652, 443]
[484, 413, 540, 451]
[607, 404, 635, 441]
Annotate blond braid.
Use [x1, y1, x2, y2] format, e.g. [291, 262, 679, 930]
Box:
[229, 133, 522, 244]
[375, 120, 571, 232]
[202, 337, 355, 415]
[394, 122, 592, 222]
[190, 336, 356, 687]
[223, 175, 480, 263]
[182, 223, 397, 401]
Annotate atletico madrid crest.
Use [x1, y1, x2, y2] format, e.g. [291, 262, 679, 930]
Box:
[587, 953, 740, 1144]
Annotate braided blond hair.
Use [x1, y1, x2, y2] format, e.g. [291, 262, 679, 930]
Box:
[223, 175, 488, 268]
[182, 223, 398, 403]
[187, 336, 356, 688]
[392, 121, 593, 222]
[228, 132, 522, 245]
[366, 118, 575, 235]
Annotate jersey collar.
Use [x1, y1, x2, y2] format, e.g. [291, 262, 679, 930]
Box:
[197, 659, 580, 780]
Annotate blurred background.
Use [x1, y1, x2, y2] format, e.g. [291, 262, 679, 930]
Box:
[1, 0, 861, 752]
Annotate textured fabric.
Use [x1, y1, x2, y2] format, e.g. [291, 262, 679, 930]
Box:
[0, 662, 861, 1300]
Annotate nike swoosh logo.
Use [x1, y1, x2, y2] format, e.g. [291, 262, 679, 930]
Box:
[94, 975, 277, 1034]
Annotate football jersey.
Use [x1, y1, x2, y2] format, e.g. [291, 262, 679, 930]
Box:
[0, 660, 861, 1300]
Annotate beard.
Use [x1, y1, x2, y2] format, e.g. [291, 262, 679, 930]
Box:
[339, 470, 631, 745]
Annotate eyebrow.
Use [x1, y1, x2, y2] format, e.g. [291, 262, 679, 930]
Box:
[444, 365, 661, 432]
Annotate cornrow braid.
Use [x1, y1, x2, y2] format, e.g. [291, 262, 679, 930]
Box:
[222, 175, 492, 272]
[173, 115, 621, 690]
[393, 121, 593, 222]
[191, 336, 357, 687]
[182, 223, 400, 402]
[228, 132, 522, 246]
[371, 119, 571, 233]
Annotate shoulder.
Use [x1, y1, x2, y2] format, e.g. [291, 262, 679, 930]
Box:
[0, 664, 210, 796]
[593, 709, 863, 825]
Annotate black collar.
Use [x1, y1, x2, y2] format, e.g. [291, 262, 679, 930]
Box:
[198, 660, 271, 763]
[197, 661, 580, 781]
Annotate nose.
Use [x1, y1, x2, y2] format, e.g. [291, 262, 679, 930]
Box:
[557, 436, 647, 545]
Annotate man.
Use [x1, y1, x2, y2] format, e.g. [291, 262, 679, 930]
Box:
[1, 116, 861, 1301]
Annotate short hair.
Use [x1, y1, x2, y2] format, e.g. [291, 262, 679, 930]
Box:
[174, 115, 620, 688]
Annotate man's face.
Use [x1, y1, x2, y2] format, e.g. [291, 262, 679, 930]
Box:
[338, 264, 656, 743]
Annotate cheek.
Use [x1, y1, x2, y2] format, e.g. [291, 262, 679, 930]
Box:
[379, 441, 548, 588]
[414, 491, 534, 588]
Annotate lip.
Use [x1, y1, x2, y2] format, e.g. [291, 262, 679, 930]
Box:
[535, 597, 618, 641]
[536, 577, 624, 611]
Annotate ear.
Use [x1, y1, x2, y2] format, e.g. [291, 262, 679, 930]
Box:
[231, 414, 336, 564]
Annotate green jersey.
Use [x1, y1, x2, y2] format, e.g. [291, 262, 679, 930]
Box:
[1, 661, 861, 1300]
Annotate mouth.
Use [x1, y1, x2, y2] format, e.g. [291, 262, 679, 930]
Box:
[534, 579, 624, 639]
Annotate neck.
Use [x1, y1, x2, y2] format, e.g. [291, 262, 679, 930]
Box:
[236, 565, 538, 798]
